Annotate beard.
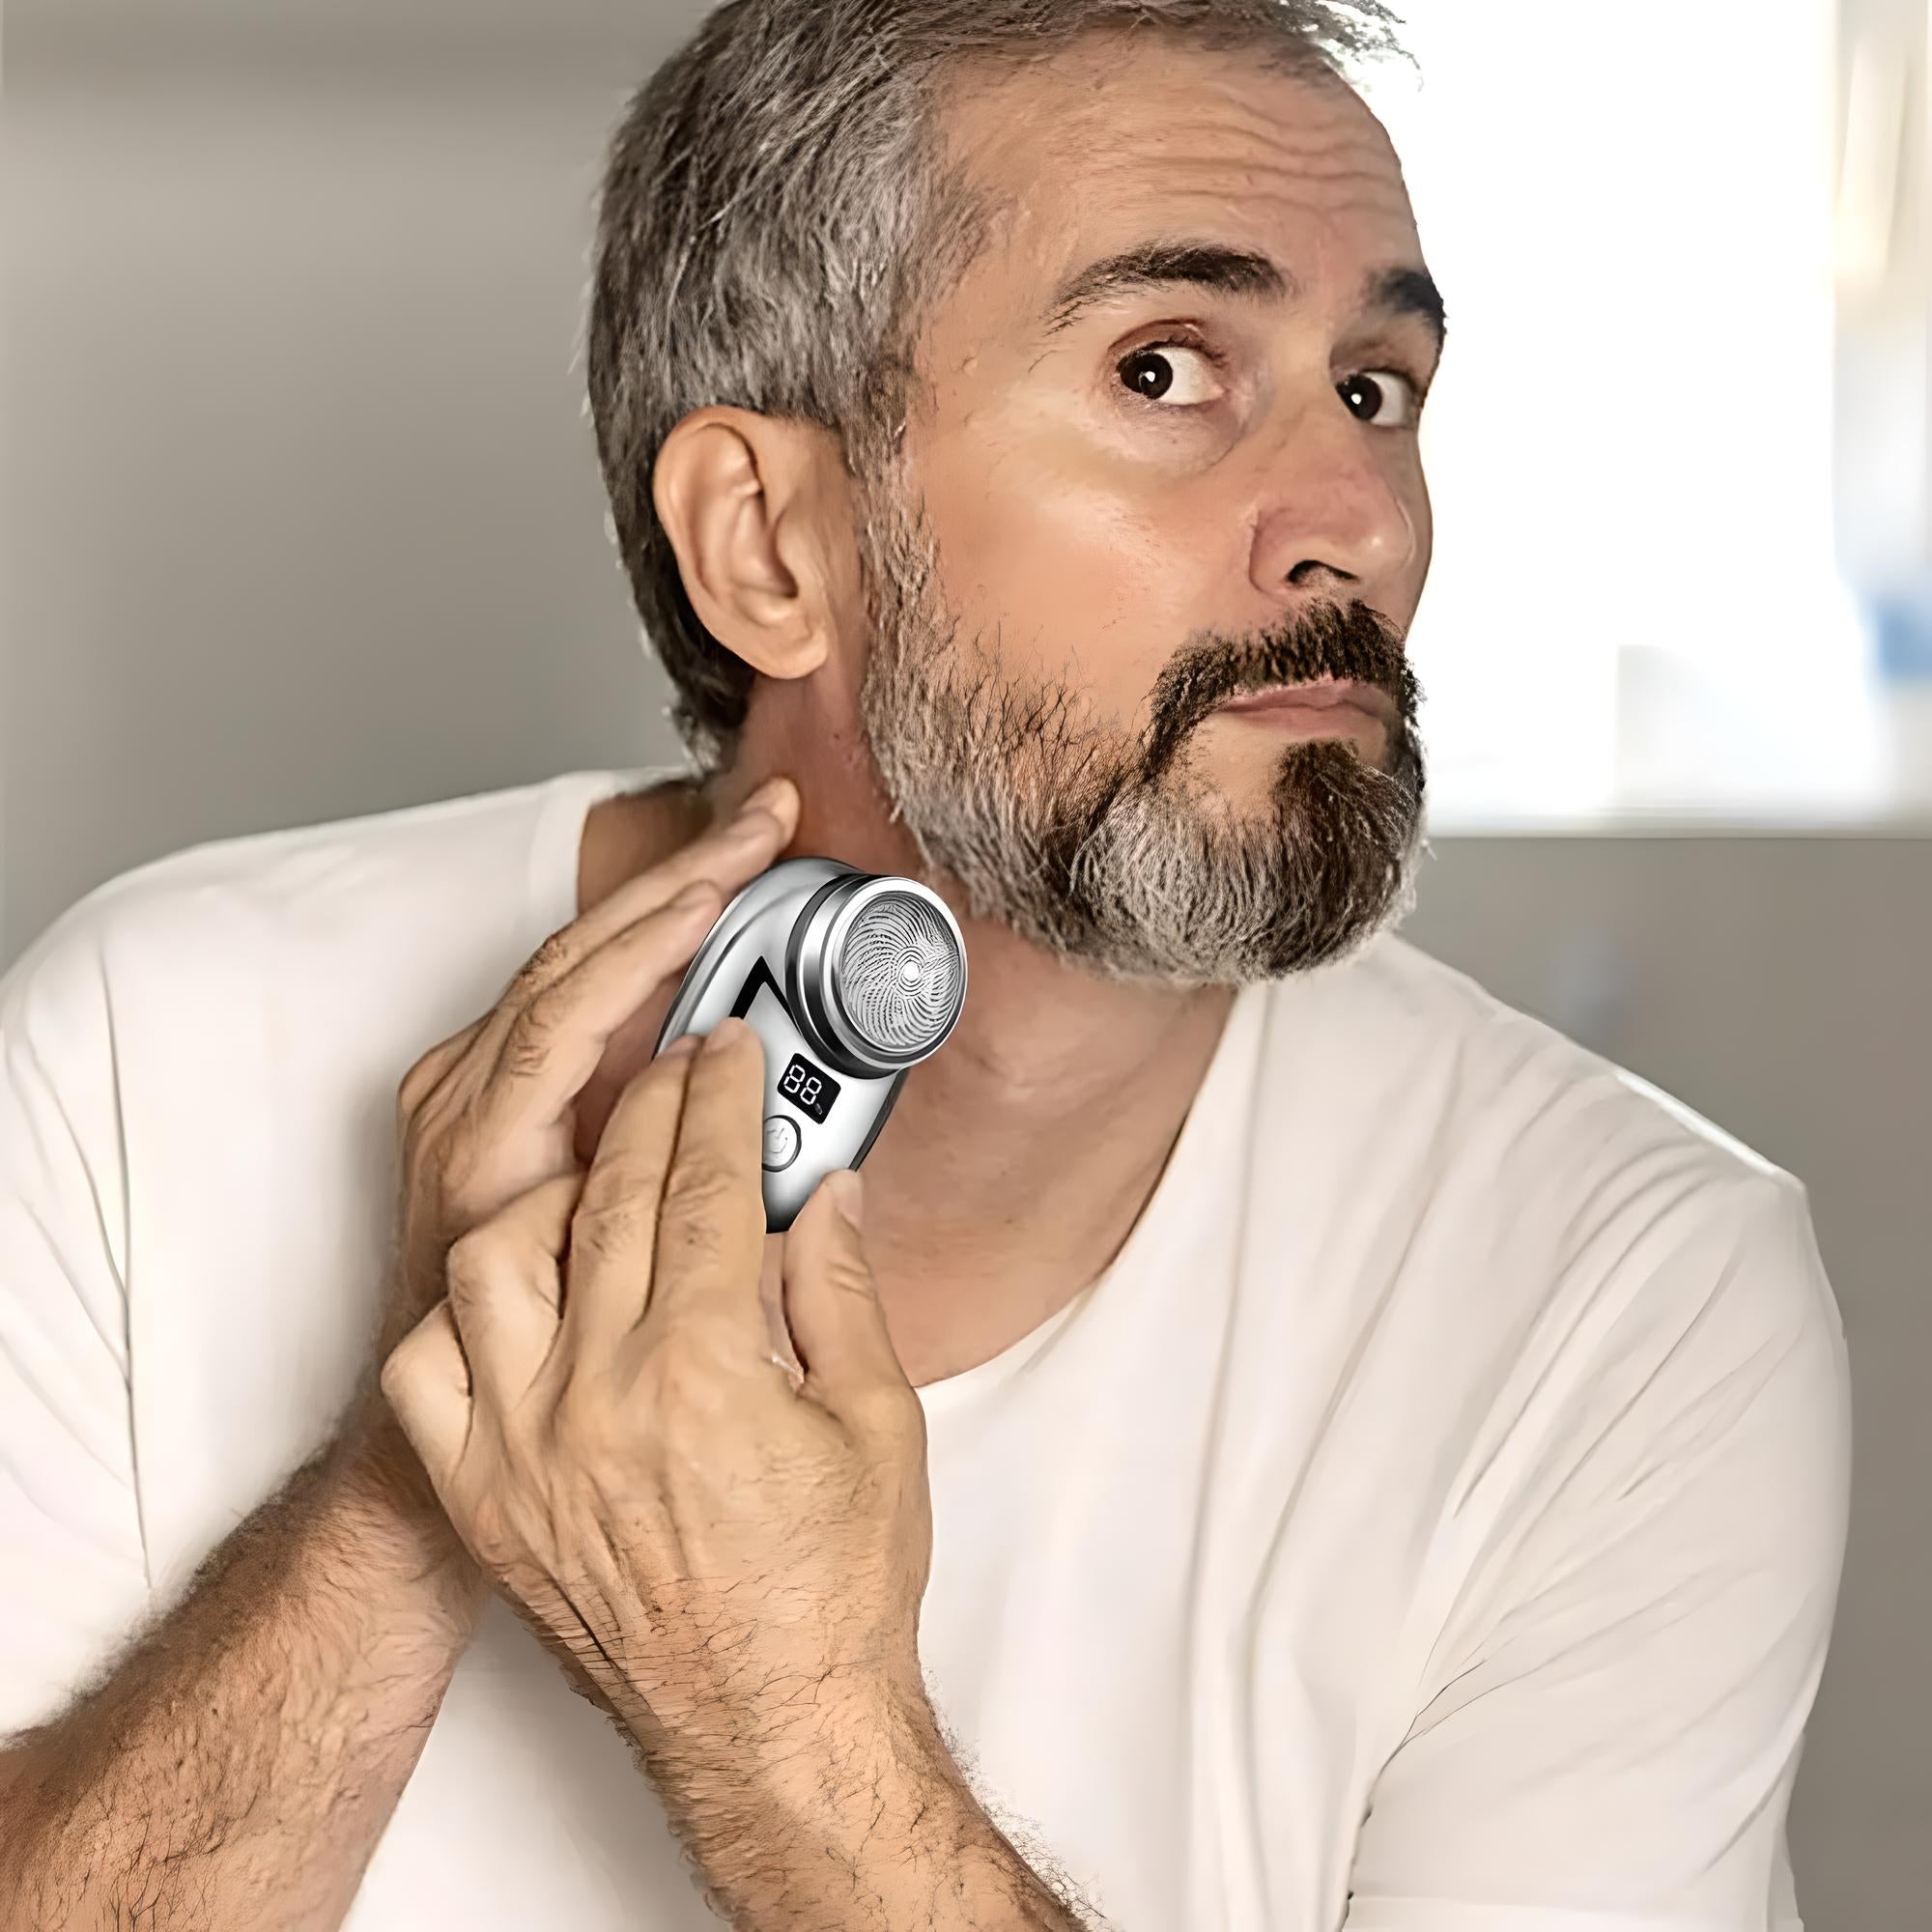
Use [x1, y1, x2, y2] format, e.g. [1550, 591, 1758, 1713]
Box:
[853, 474, 1430, 988]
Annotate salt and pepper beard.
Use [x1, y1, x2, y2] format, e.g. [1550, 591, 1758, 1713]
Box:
[853, 472, 1431, 987]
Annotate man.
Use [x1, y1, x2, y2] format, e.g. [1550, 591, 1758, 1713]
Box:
[0, 2, 1851, 1928]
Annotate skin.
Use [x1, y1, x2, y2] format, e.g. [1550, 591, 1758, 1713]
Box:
[406, 44, 1437, 1915]
[0, 790, 806, 1928]
[0, 33, 1439, 1929]
[588, 37, 1439, 1387]
[383, 1022, 1093, 1928]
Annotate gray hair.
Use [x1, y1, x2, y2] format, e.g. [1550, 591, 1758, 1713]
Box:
[584, 0, 1408, 770]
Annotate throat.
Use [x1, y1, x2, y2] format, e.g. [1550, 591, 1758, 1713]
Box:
[577, 778, 708, 917]
[857, 982, 1233, 1387]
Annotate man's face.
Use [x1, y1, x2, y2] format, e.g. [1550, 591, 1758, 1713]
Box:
[853, 34, 1442, 986]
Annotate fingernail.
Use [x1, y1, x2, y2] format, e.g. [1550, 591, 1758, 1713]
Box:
[701, 1016, 749, 1056]
[661, 1033, 700, 1059]
[828, 1168, 864, 1229]
[746, 775, 793, 813]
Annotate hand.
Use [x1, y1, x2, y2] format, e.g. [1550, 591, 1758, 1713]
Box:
[378, 1017, 933, 1787]
[342, 778, 801, 1504]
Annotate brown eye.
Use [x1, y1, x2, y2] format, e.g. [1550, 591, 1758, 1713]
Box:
[1117, 341, 1224, 408]
[1339, 369, 1422, 428]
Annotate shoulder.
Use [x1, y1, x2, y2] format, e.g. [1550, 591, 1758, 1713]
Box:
[1250, 931, 1844, 1372]
[16, 769, 591, 958]
[1261, 926, 1801, 1197]
[1274, 941, 1850, 1631]
[1, 768, 634, 1120]
[4, 768, 627, 1005]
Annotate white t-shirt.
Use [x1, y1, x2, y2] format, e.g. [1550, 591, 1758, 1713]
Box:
[0, 766, 1851, 1931]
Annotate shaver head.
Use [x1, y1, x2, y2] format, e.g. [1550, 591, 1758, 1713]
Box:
[652, 856, 966, 1230]
[787, 874, 967, 1078]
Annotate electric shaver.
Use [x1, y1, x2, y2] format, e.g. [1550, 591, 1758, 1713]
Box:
[654, 858, 968, 1230]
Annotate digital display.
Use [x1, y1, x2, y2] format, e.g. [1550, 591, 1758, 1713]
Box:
[776, 1052, 839, 1125]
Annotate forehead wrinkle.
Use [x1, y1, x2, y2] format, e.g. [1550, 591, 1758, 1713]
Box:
[1126, 174, 1417, 229]
[1016, 118, 1415, 263]
[1040, 57, 1392, 142]
[1071, 141, 1409, 191]
[1029, 149, 1418, 259]
[1038, 113, 1401, 189]
[932, 57, 1419, 370]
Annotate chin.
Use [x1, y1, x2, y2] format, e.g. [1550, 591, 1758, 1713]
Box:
[1204, 728, 1382, 799]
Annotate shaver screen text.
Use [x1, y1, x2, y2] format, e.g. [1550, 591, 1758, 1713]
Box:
[777, 1053, 840, 1125]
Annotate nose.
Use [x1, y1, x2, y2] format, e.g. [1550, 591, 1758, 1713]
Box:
[1248, 397, 1420, 601]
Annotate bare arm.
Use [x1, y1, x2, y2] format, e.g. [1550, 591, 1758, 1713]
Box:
[379, 1022, 1108, 1932]
[0, 1406, 481, 1932]
[0, 780, 802, 1929]
[673, 1673, 1104, 1931]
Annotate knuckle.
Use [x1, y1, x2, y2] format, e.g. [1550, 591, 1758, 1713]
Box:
[379, 1320, 436, 1398]
[443, 1229, 501, 1301]
[522, 977, 578, 1039]
[397, 1016, 491, 1125]
[395, 1065, 430, 1124]
[568, 1192, 650, 1262]
[655, 1209, 753, 1288]
[398, 1076, 462, 1167]
[497, 1008, 555, 1083]
[661, 1161, 748, 1229]
[377, 1343, 410, 1401]
[397, 1103, 440, 1175]
[580, 1159, 662, 1213]
[412, 1150, 484, 1255]
[514, 929, 576, 994]
[395, 1043, 449, 1126]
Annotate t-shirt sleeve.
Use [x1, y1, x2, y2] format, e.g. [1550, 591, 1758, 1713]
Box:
[1344, 1176, 1853, 1932]
[0, 911, 154, 1740]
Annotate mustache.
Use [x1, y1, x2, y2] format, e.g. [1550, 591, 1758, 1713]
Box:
[1139, 601, 1421, 779]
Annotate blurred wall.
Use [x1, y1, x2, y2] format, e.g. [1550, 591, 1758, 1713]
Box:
[4, 16, 1928, 1927]
[2, 63, 672, 965]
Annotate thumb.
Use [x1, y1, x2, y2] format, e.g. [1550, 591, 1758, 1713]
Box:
[781, 1170, 905, 1405]
[379, 1299, 472, 1494]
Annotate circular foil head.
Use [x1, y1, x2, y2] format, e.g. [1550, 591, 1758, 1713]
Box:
[834, 890, 964, 1060]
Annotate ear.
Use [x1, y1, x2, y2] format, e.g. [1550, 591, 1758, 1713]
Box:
[650, 406, 848, 685]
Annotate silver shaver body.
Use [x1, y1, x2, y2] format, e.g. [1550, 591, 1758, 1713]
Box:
[654, 857, 967, 1231]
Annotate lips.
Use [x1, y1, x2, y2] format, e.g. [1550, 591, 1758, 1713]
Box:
[1215, 676, 1397, 729]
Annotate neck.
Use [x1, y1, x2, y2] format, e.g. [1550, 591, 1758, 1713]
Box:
[592, 717, 1235, 1385]
[859, 944, 1233, 1383]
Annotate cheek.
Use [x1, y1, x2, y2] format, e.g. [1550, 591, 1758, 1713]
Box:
[1389, 450, 1433, 617]
[919, 435, 1230, 726]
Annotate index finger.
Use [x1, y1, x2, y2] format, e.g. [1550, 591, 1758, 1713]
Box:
[556, 1036, 700, 1351]
[474, 777, 801, 1124]
[533, 774, 800, 973]
[642, 1018, 771, 1350]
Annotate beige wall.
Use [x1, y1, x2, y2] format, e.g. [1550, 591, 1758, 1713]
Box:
[5, 36, 1927, 1927]
[2, 69, 667, 966]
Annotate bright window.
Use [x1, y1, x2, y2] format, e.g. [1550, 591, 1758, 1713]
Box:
[1356, 2, 1888, 826]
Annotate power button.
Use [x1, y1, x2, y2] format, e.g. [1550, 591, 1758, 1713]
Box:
[761, 1115, 801, 1172]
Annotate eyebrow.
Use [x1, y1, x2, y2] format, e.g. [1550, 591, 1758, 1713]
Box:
[1037, 240, 1447, 354]
[1368, 266, 1448, 352]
